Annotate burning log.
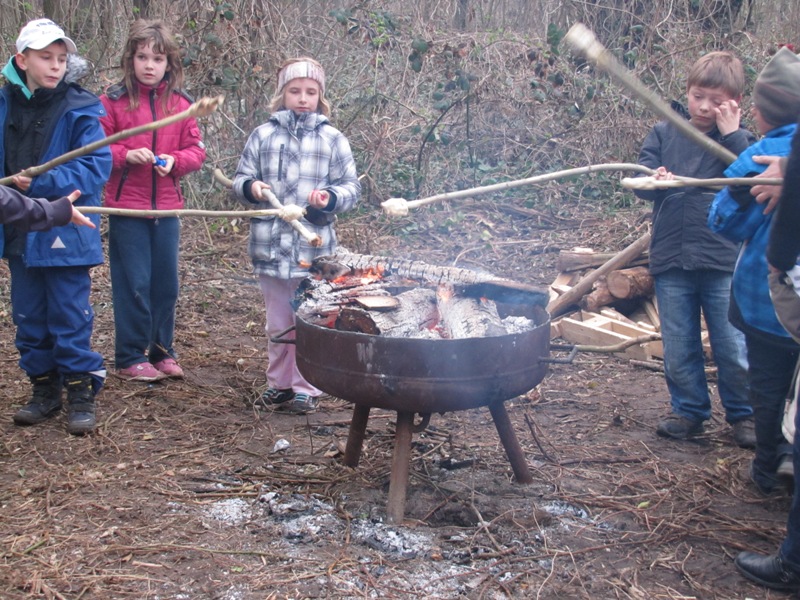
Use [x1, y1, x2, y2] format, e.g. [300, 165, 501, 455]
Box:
[333, 288, 440, 338]
[436, 285, 507, 339]
[308, 250, 549, 307]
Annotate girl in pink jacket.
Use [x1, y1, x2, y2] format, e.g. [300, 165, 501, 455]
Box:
[100, 20, 206, 382]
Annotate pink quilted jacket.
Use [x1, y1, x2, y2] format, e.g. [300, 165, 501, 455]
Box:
[100, 80, 205, 211]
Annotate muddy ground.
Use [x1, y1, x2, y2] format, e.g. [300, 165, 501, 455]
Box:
[0, 196, 792, 599]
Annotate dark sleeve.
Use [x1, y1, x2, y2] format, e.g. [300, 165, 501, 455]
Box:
[767, 128, 800, 271]
[0, 187, 72, 231]
[633, 126, 664, 203]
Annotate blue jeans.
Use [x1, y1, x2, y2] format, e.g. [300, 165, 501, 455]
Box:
[654, 268, 751, 424]
[108, 216, 180, 369]
[745, 331, 798, 491]
[781, 360, 800, 569]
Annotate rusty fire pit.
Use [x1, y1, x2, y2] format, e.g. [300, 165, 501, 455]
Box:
[293, 302, 551, 524]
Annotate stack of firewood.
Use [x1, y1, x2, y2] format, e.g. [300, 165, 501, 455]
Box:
[548, 244, 711, 363]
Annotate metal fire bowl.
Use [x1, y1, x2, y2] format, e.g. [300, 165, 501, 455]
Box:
[295, 305, 550, 414]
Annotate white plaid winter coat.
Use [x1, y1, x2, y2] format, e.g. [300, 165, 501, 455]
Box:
[231, 110, 360, 279]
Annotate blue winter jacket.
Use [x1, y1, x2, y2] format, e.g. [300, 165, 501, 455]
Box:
[0, 61, 111, 267]
[708, 123, 798, 338]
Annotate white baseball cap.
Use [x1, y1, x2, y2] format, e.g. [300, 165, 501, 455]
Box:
[15, 19, 77, 54]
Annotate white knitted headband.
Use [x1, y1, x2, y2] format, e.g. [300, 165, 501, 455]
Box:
[277, 61, 325, 93]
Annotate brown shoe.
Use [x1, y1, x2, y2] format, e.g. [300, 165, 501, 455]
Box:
[656, 414, 703, 440]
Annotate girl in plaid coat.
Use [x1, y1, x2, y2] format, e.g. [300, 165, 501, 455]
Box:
[231, 57, 360, 415]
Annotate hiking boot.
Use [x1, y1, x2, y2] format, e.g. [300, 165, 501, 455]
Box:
[116, 362, 167, 382]
[282, 393, 319, 415]
[731, 417, 756, 449]
[13, 371, 63, 425]
[64, 374, 96, 435]
[152, 358, 184, 379]
[656, 414, 704, 440]
[256, 387, 294, 407]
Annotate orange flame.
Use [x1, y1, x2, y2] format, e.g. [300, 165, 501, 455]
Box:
[358, 266, 385, 285]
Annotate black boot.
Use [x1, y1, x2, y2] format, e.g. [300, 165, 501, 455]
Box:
[735, 551, 800, 591]
[64, 374, 96, 435]
[13, 371, 63, 425]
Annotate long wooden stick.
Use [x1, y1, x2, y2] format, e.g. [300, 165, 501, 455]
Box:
[564, 23, 737, 165]
[0, 95, 225, 187]
[622, 175, 783, 190]
[547, 232, 651, 318]
[211, 168, 322, 247]
[381, 162, 656, 216]
[78, 206, 288, 218]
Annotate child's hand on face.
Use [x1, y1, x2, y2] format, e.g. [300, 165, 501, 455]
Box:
[126, 148, 156, 165]
[714, 99, 740, 136]
[154, 155, 174, 177]
[307, 189, 330, 209]
[653, 166, 674, 181]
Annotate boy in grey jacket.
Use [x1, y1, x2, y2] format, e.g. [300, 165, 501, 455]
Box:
[634, 51, 755, 445]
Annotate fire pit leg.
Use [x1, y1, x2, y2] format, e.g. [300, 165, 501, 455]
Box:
[343, 405, 371, 468]
[489, 401, 533, 484]
[386, 410, 414, 524]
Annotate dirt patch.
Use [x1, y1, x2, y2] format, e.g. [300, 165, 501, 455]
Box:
[0, 201, 790, 599]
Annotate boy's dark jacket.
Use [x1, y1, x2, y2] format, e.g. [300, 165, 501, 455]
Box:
[0, 57, 111, 267]
[634, 103, 755, 275]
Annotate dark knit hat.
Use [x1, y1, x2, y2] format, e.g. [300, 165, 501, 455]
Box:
[754, 47, 800, 127]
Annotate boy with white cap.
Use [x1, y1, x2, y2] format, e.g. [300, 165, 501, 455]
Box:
[2, 18, 112, 435]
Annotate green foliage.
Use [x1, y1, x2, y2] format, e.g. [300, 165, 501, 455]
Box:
[546, 23, 565, 54]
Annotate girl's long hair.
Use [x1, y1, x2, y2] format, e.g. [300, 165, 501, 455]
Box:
[119, 19, 184, 114]
[269, 57, 331, 117]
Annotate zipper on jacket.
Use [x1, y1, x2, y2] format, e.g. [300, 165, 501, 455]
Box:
[278, 144, 284, 182]
[149, 90, 159, 216]
[115, 167, 130, 202]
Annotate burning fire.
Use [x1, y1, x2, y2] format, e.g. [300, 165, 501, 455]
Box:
[350, 266, 385, 286]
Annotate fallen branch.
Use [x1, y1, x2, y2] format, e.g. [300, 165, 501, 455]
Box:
[381, 162, 656, 216]
[623, 175, 783, 190]
[552, 333, 662, 354]
[0, 95, 225, 186]
[564, 23, 736, 165]
[211, 168, 322, 247]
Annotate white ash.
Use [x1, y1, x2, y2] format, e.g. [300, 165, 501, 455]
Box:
[350, 520, 433, 559]
[501, 315, 536, 334]
[203, 497, 252, 525]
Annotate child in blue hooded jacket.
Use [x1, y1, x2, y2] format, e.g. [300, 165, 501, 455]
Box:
[708, 47, 800, 494]
[3, 19, 112, 435]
